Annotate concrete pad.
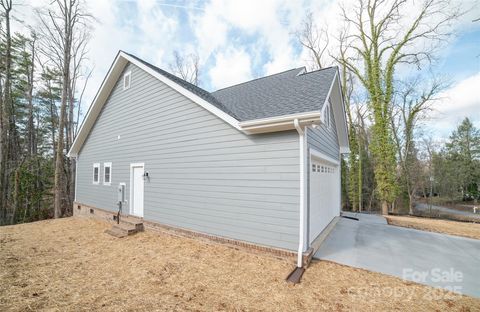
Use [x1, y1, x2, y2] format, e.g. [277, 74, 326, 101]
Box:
[314, 214, 480, 298]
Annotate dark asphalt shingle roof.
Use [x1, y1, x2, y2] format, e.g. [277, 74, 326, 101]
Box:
[127, 52, 337, 122]
[211, 67, 337, 121]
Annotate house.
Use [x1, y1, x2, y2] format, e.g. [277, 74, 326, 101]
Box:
[68, 51, 349, 268]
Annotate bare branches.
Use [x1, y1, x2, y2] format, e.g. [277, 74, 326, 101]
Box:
[390, 75, 446, 212]
[74, 65, 92, 136]
[35, 0, 95, 218]
[296, 12, 330, 70]
[169, 51, 200, 86]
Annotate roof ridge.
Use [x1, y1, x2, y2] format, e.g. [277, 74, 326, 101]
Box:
[212, 67, 306, 93]
[299, 65, 338, 76]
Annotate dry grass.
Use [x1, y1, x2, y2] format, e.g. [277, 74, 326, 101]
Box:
[1, 217, 478, 311]
[387, 215, 480, 240]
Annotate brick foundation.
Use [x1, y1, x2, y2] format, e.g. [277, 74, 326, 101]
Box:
[74, 202, 311, 264]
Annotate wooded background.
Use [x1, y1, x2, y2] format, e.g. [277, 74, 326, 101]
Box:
[0, 0, 479, 225]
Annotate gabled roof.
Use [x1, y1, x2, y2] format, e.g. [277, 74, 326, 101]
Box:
[68, 51, 349, 157]
[125, 53, 240, 119]
[212, 67, 337, 121]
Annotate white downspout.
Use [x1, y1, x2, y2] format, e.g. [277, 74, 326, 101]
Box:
[74, 155, 78, 202]
[294, 119, 306, 267]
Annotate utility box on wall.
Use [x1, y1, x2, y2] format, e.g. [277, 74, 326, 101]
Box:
[118, 183, 126, 204]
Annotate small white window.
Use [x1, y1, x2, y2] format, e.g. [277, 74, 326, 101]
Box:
[93, 163, 100, 184]
[324, 105, 331, 128]
[123, 71, 131, 90]
[104, 162, 112, 185]
[312, 164, 316, 172]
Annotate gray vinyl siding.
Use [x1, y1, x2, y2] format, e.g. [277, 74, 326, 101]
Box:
[76, 62, 300, 250]
[305, 100, 340, 244]
[306, 101, 340, 160]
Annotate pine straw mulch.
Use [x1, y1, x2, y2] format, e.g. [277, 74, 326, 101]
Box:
[386, 215, 480, 240]
[0, 217, 478, 312]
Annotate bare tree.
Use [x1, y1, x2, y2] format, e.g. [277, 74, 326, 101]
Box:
[26, 31, 37, 157]
[0, 0, 14, 224]
[169, 51, 200, 85]
[391, 78, 443, 213]
[296, 12, 330, 70]
[65, 25, 92, 213]
[37, 0, 92, 218]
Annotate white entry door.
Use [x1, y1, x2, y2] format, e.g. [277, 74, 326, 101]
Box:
[130, 163, 144, 217]
[309, 157, 340, 243]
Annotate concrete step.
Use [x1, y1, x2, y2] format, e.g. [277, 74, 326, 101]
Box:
[105, 220, 144, 238]
[112, 223, 138, 235]
[120, 217, 144, 232]
[104, 227, 128, 238]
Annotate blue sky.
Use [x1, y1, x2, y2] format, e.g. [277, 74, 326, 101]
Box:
[16, 0, 480, 138]
[438, 28, 480, 81]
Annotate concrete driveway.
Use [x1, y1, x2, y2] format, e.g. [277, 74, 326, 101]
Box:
[314, 212, 480, 298]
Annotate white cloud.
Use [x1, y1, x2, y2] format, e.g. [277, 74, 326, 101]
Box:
[190, 0, 305, 78]
[429, 73, 480, 135]
[209, 47, 253, 89]
[136, 0, 178, 64]
[11, 0, 480, 132]
[15, 0, 181, 121]
[189, 4, 228, 61]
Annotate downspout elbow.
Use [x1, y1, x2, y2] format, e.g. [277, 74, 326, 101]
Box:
[294, 118, 303, 135]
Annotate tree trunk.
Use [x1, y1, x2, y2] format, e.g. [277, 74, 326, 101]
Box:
[54, 2, 72, 219]
[12, 168, 19, 223]
[66, 81, 76, 213]
[358, 147, 363, 212]
[0, 1, 13, 224]
[381, 200, 388, 215]
[0, 77, 5, 224]
[27, 38, 36, 157]
[408, 193, 414, 215]
[49, 95, 57, 160]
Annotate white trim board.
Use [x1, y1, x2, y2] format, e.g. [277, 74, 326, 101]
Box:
[129, 162, 145, 217]
[309, 148, 340, 166]
[319, 70, 337, 125]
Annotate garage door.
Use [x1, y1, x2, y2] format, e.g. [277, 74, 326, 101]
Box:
[309, 157, 340, 243]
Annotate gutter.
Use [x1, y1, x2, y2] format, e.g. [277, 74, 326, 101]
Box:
[240, 112, 321, 134]
[293, 118, 306, 268]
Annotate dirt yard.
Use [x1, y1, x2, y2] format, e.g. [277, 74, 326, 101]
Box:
[1, 217, 478, 311]
[387, 215, 480, 240]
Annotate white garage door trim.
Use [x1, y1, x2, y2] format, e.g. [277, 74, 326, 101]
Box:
[310, 149, 340, 166]
[308, 148, 341, 244]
